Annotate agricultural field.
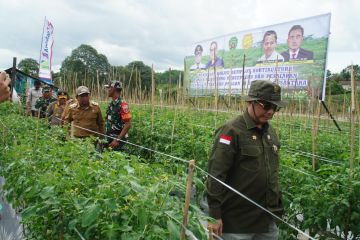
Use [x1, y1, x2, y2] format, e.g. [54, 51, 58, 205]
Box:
[0, 101, 359, 240]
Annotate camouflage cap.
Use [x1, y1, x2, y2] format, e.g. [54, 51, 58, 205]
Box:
[244, 80, 286, 107]
[76, 86, 90, 96]
[42, 85, 51, 93]
[104, 80, 122, 90]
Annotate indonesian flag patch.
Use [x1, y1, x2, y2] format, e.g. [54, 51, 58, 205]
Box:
[219, 134, 232, 145]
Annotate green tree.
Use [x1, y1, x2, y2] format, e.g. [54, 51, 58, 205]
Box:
[124, 61, 152, 92]
[60, 44, 111, 85]
[155, 69, 183, 85]
[18, 58, 39, 77]
[326, 71, 345, 95]
[340, 64, 360, 81]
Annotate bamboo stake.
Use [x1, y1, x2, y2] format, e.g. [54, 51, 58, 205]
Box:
[311, 85, 321, 171]
[180, 160, 195, 240]
[126, 64, 135, 99]
[97, 71, 100, 101]
[35, 109, 41, 147]
[151, 65, 155, 132]
[168, 67, 172, 105]
[241, 54, 246, 97]
[214, 66, 218, 112]
[358, 114, 360, 166]
[350, 66, 356, 170]
[139, 71, 142, 103]
[342, 93, 346, 121]
[70, 121, 75, 139]
[208, 226, 214, 240]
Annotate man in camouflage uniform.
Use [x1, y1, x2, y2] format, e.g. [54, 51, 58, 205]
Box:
[104, 81, 132, 151]
[35, 85, 56, 118]
[207, 80, 286, 240]
[47, 90, 69, 126]
[63, 86, 104, 138]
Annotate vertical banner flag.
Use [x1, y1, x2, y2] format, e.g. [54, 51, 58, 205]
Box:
[184, 13, 331, 100]
[39, 17, 54, 84]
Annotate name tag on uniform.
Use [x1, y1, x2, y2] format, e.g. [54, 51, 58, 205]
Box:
[219, 134, 232, 145]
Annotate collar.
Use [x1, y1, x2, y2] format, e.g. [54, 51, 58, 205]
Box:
[111, 97, 121, 104]
[289, 48, 300, 57]
[243, 109, 269, 132]
[76, 102, 92, 110]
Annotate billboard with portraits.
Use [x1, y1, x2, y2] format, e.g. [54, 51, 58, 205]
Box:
[184, 13, 331, 100]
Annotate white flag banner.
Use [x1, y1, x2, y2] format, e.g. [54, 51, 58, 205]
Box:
[39, 17, 54, 84]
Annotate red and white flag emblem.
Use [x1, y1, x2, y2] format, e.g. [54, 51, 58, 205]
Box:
[219, 134, 232, 145]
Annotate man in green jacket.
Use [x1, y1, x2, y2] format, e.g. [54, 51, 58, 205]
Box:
[207, 80, 286, 240]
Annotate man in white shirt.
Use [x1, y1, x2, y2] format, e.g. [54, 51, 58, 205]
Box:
[257, 30, 284, 63]
[26, 80, 42, 116]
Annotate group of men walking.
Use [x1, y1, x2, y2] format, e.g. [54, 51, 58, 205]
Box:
[26, 80, 131, 151]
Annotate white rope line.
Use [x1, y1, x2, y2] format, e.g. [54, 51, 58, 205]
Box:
[5, 108, 349, 239]
[281, 164, 360, 189]
[194, 166, 317, 240]
[281, 164, 320, 178]
[72, 124, 191, 164]
[202, 225, 224, 240]
[163, 212, 199, 240]
[127, 101, 352, 125]
[284, 148, 343, 165]
[56, 116, 318, 239]
[74, 227, 86, 240]
[121, 102, 239, 114]
[130, 120, 346, 166]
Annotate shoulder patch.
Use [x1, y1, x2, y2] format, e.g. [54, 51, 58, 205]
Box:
[219, 134, 232, 145]
[91, 101, 99, 106]
[121, 102, 130, 113]
[69, 103, 78, 109]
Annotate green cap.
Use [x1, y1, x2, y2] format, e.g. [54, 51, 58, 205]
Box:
[42, 85, 51, 93]
[244, 80, 286, 107]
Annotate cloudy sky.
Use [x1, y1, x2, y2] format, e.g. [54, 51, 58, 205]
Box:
[1, 0, 359, 73]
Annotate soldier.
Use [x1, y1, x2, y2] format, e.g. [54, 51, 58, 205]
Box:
[207, 80, 286, 240]
[104, 81, 132, 151]
[47, 89, 69, 126]
[64, 86, 105, 138]
[35, 85, 56, 118]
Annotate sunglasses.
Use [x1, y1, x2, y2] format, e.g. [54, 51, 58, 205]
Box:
[255, 100, 281, 112]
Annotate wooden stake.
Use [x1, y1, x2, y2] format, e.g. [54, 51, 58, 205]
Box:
[180, 160, 195, 240]
[350, 66, 356, 170]
[208, 226, 214, 240]
[97, 70, 100, 101]
[151, 65, 155, 132]
[312, 98, 321, 171]
[168, 67, 172, 104]
[70, 121, 75, 139]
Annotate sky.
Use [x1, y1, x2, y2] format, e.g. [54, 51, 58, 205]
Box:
[0, 0, 359, 73]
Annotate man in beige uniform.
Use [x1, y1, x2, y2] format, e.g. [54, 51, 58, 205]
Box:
[64, 86, 105, 138]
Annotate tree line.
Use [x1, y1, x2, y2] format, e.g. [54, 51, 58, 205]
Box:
[17, 44, 183, 96]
